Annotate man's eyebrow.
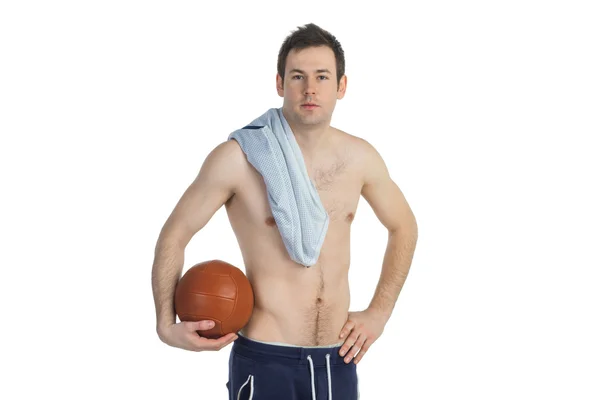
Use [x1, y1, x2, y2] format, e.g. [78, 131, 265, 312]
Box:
[289, 68, 332, 74]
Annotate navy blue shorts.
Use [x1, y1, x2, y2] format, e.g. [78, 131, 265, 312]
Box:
[227, 334, 360, 399]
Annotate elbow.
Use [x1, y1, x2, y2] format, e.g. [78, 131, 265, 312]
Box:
[389, 212, 418, 239]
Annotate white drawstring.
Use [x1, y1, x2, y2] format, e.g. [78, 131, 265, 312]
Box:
[307, 355, 317, 400]
[325, 353, 332, 400]
[307, 354, 333, 400]
[237, 374, 254, 400]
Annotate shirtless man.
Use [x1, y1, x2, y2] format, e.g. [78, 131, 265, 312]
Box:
[152, 23, 418, 399]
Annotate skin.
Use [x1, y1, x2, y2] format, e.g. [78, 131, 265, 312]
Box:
[152, 45, 418, 366]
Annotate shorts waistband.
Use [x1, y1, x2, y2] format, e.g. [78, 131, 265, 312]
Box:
[232, 334, 347, 367]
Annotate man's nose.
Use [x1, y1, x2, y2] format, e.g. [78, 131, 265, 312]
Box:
[303, 78, 317, 95]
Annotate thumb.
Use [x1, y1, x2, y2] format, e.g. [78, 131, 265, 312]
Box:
[190, 320, 215, 331]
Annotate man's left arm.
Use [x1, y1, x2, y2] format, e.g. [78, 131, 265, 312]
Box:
[338, 140, 418, 364]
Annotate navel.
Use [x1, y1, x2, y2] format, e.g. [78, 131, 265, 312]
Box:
[265, 216, 277, 227]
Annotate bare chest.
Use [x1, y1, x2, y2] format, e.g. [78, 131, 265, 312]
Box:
[308, 157, 361, 226]
[229, 151, 362, 232]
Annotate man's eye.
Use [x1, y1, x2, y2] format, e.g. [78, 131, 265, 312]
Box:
[291, 75, 327, 80]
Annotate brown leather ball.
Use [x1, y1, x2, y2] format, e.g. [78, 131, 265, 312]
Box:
[174, 260, 254, 339]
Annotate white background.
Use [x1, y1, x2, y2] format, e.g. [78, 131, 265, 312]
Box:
[1, 1, 599, 399]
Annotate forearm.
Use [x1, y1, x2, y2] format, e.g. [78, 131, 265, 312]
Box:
[151, 238, 185, 336]
[368, 229, 418, 320]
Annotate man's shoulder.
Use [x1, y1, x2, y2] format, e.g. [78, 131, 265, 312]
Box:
[331, 127, 388, 189]
[207, 139, 247, 166]
[199, 140, 250, 184]
[331, 127, 379, 162]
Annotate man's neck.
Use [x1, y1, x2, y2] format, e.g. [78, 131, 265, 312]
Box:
[283, 111, 332, 157]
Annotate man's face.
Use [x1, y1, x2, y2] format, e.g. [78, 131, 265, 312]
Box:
[277, 46, 346, 128]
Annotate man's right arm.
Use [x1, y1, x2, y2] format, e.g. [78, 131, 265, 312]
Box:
[151, 139, 244, 344]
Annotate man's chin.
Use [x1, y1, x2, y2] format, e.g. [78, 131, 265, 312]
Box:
[285, 107, 328, 126]
[299, 115, 326, 125]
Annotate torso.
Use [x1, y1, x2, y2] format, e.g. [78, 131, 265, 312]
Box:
[224, 127, 366, 346]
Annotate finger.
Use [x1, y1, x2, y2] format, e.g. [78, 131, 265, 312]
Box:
[210, 333, 238, 351]
[345, 334, 367, 363]
[217, 333, 239, 350]
[199, 332, 238, 350]
[187, 320, 215, 332]
[339, 320, 355, 339]
[339, 330, 360, 357]
[353, 339, 372, 364]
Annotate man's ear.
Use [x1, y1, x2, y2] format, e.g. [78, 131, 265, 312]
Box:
[276, 73, 284, 97]
[337, 74, 348, 100]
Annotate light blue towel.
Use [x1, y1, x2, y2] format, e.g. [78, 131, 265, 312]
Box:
[228, 108, 329, 267]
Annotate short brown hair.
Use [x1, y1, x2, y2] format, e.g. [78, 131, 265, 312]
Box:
[277, 23, 346, 88]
